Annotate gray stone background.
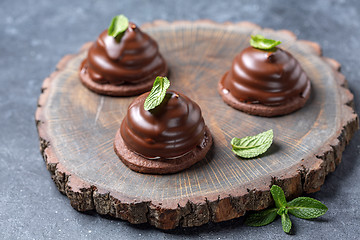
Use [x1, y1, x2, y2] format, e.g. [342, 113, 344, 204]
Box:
[1, 0, 359, 239]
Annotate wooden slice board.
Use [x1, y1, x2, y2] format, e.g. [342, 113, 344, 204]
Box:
[35, 20, 358, 229]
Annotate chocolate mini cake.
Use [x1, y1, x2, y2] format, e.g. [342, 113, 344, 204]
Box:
[218, 35, 311, 117]
[114, 85, 212, 174]
[80, 15, 168, 96]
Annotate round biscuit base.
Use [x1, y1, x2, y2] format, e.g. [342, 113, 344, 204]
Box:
[218, 74, 311, 117]
[79, 60, 168, 97]
[114, 126, 213, 174]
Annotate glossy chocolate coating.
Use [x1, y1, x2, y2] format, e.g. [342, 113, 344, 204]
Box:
[83, 23, 167, 85]
[221, 46, 310, 105]
[120, 91, 206, 159]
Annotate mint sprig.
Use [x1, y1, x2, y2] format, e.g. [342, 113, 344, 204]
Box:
[250, 34, 281, 50]
[108, 14, 129, 42]
[231, 129, 273, 158]
[245, 185, 328, 234]
[144, 76, 170, 111]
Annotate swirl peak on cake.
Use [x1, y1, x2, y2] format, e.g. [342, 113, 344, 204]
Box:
[120, 90, 206, 159]
[220, 46, 310, 106]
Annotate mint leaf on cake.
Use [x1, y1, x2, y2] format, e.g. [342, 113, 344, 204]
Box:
[108, 14, 129, 42]
[250, 34, 281, 50]
[144, 76, 170, 111]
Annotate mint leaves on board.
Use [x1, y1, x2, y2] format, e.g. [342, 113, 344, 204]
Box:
[250, 34, 281, 50]
[231, 129, 273, 158]
[144, 76, 170, 111]
[108, 14, 129, 42]
[245, 185, 328, 234]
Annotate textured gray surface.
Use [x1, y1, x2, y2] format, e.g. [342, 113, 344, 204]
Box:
[1, 0, 359, 239]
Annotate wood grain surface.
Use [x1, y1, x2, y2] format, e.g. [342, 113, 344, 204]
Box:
[35, 20, 358, 229]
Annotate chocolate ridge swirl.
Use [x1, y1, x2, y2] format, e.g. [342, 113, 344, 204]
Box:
[83, 23, 167, 85]
[221, 46, 310, 105]
[120, 90, 206, 159]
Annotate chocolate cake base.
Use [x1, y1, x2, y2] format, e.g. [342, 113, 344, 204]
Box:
[79, 60, 168, 97]
[218, 73, 311, 117]
[114, 126, 213, 174]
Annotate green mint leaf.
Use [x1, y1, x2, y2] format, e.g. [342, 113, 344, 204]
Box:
[144, 76, 170, 111]
[271, 185, 287, 209]
[245, 208, 278, 227]
[281, 214, 292, 234]
[250, 34, 281, 50]
[287, 197, 328, 219]
[231, 129, 273, 158]
[108, 14, 129, 42]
